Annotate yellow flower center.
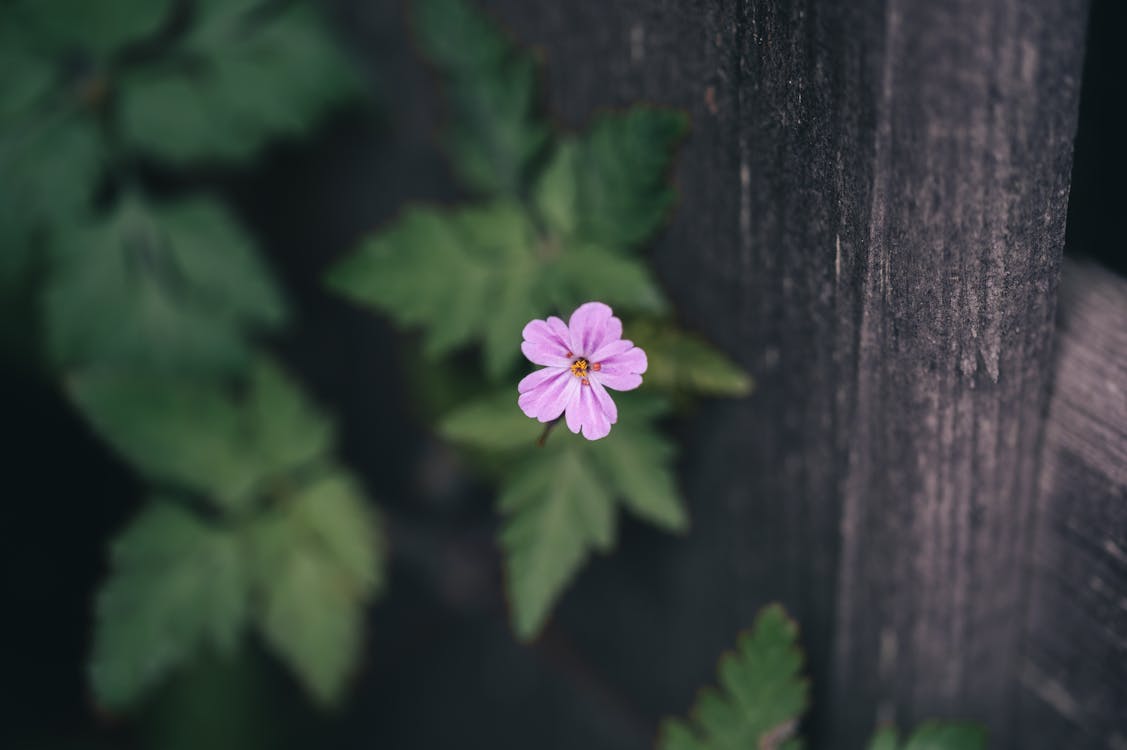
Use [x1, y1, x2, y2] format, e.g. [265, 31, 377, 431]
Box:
[570, 358, 589, 377]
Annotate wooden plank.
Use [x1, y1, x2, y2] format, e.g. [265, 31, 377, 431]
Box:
[830, 1, 1088, 743]
[1016, 261, 1127, 750]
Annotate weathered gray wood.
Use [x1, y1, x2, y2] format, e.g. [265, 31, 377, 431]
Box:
[830, 0, 1088, 743]
[1016, 261, 1127, 750]
[479, 1, 1091, 747]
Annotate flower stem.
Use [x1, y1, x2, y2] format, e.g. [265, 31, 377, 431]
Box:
[537, 417, 562, 447]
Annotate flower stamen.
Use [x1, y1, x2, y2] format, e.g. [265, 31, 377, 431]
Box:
[591, 362, 601, 371]
[570, 358, 589, 377]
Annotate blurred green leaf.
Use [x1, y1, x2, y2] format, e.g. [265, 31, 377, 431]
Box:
[119, 1, 363, 164]
[535, 108, 688, 251]
[442, 391, 686, 638]
[0, 113, 102, 286]
[327, 203, 536, 378]
[439, 389, 542, 451]
[543, 246, 667, 316]
[0, 29, 54, 124]
[283, 471, 387, 596]
[44, 195, 286, 375]
[328, 203, 665, 379]
[12, 0, 173, 56]
[657, 604, 809, 750]
[628, 319, 754, 398]
[593, 406, 686, 532]
[868, 729, 901, 750]
[249, 470, 384, 705]
[867, 723, 987, 750]
[90, 502, 249, 710]
[498, 441, 617, 640]
[412, 0, 548, 195]
[67, 358, 333, 512]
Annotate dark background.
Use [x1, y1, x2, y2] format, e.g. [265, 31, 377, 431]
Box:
[4, 0, 1123, 747]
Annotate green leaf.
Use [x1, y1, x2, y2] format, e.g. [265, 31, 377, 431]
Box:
[412, 0, 548, 195]
[328, 202, 667, 379]
[326, 202, 539, 378]
[438, 389, 542, 452]
[499, 442, 617, 640]
[90, 503, 249, 710]
[248, 470, 384, 705]
[657, 604, 809, 750]
[0, 113, 102, 287]
[443, 391, 687, 638]
[44, 195, 286, 375]
[283, 471, 387, 597]
[544, 246, 668, 316]
[67, 358, 333, 512]
[594, 412, 687, 532]
[535, 108, 688, 251]
[628, 319, 754, 398]
[866, 722, 987, 750]
[13, 0, 173, 56]
[119, 1, 362, 164]
[867, 729, 901, 750]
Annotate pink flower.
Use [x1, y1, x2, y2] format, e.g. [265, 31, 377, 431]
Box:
[517, 301, 648, 441]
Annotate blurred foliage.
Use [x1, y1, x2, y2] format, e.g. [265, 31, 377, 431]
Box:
[412, 0, 548, 194]
[328, 0, 752, 641]
[46, 195, 287, 375]
[441, 391, 686, 638]
[0, 0, 384, 714]
[866, 724, 987, 750]
[658, 605, 808, 750]
[119, 1, 363, 165]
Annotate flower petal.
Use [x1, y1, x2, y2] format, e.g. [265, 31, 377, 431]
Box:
[589, 338, 633, 363]
[521, 317, 573, 366]
[567, 301, 620, 357]
[565, 382, 611, 440]
[588, 376, 618, 424]
[518, 366, 565, 394]
[592, 341, 647, 391]
[519, 369, 580, 422]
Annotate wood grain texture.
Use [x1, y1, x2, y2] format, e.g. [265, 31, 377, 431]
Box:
[831, 0, 1088, 743]
[1017, 261, 1127, 750]
[479, 0, 1092, 747]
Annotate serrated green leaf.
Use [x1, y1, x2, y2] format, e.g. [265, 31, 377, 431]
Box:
[286, 471, 387, 596]
[67, 359, 333, 512]
[657, 604, 809, 750]
[44, 195, 285, 375]
[248, 471, 385, 706]
[499, 444, 617, 639]
[13, 0, 173, 56]
[594, 417, 686, 532]
[412, 0, 548, 195]
[119, 1, 362, 164]
[536, 108, 688, 251]
[628, 319, 753, 398]
[89, 503, 249, 710]
[328, 202, 668, 379]
[444, 390, 687, 637]
[326, 202, 540, 378]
